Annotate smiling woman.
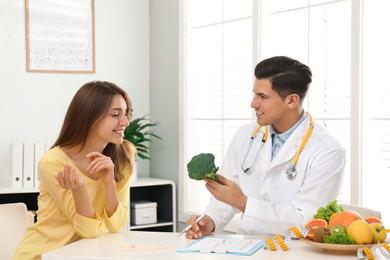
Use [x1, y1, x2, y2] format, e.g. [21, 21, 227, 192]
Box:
[13, 81, 136, 260]
[90, 95, 130, 149]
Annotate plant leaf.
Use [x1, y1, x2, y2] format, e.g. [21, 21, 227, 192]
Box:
[123, 110, 162, 160]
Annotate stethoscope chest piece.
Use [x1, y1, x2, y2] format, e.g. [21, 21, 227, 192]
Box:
[285, 164, 297, 180]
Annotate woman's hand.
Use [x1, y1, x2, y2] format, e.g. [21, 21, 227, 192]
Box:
[86, 152, 115, 185]
[57, 164, 95, 218]
[56, 164, 85, 190]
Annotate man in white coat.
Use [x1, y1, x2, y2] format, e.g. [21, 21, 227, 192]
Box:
[186, 56, 346, 238]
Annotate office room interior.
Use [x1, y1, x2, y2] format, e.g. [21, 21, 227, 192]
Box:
[1, 0, 390, 237]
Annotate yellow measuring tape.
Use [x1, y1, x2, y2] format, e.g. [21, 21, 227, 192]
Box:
[358, 243, 390, 260]
[264, 226, 390, 260]
[357, 229, 390, 260]
[263, 226, 310, 251]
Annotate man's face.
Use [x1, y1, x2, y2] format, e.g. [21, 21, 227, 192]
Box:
[250, 79, 290, 132]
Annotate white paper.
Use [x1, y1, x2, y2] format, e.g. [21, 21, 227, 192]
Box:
[184, 237, 261, 253]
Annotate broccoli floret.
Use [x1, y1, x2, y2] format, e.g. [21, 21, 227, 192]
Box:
[187, 153, 220, 181]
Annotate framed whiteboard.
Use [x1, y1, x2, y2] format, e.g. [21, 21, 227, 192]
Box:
[25, 0, 95, 73]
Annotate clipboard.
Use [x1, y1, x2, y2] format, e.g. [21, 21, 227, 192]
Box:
[177, 237, 264, 256]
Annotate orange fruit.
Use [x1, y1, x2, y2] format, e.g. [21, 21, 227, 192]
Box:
[303, 218, 328, 240]
[329, 212, 339, 223]
[364, 216, 383, 225]
[328, 210, 363, 229]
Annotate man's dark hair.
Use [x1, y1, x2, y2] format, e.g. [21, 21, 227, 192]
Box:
[254, 56, 312, 103]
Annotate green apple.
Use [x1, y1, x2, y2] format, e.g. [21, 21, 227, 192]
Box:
[370, 223, 386, 243]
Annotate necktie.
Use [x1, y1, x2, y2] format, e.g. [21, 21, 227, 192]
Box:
[272, 134, 283, 159]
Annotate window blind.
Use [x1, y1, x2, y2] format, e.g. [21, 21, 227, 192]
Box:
[361, 0, 390, 219]
[259, 0, 352, 203]
[185, 0, 254, 213]
[182, 0, 390, 225]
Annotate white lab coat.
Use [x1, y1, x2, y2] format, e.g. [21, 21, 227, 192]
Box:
[205, 116, 346, 235]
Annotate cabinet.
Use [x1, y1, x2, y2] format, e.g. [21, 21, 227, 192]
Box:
[0, 177, 177, 233]
[128, 177, 176, 232]
[0, 186, 39, 212]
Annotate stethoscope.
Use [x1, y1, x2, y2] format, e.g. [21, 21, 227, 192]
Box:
[241, 112, 314, 180]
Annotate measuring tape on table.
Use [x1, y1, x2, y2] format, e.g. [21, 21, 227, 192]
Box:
[357, 229, 390, 260]
[264, 226, 390, 260]
[263, 226, 312, 251]
[358, 243, 390, 260]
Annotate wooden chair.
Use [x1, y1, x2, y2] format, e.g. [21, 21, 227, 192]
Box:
[339, 203, 381, 219]
[0, 203, 30, 260]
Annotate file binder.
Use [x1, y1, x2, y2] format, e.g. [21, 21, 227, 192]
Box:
[23, 143, 35, 188]
[34, 143, 46, 187]
[1, 143, 23, 188]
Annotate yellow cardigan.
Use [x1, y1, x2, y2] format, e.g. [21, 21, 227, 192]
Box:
[13, 147, 131, 260]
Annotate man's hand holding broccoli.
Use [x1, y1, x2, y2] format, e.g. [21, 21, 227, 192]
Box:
[186, 153, 248, 213]
[185, 153, 248, 239]
[187, 153, 220, 181]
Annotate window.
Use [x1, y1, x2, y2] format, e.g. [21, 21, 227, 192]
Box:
[259, 0, 352, 204]
[183, 0, 254, 215]
[361, 0, 390, 221]
[180, 0, 390, 227]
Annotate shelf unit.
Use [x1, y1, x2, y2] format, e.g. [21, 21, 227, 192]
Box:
[0, 186, 39, 212]
[128, 177, 176, 232]
[0, 177, 177, 233]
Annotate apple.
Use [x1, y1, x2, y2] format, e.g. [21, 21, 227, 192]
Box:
[347, 220, 373, 244]
[370, 223, 386, 243]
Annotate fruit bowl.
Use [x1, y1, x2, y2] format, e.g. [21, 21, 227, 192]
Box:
[300, 237, 390, 253]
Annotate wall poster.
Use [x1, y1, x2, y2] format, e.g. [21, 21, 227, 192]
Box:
[26, 0, 95, 73]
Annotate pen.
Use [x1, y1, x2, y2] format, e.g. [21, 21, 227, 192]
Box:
[176, 213, 206, 238]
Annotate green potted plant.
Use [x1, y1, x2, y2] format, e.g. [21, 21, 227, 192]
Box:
[124, 109, 162, 160]
[124, 110, 162, 182]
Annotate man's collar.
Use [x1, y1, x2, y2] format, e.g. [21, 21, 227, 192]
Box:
[269, 110, 307, 141]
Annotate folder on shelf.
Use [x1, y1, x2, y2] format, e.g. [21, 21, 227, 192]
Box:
[23, 143, 35, 188]
[34, 143, 46, 187]
[1, 143, 23, 188]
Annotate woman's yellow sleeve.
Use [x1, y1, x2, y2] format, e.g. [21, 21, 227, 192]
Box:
[38, 158, 102, 238]
[103, 170, 131, 232]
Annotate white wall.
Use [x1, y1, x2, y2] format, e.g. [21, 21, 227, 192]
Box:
[149, 0, 179, 184]
[0, 0, 152, 179]
[149, 0, 181, 227]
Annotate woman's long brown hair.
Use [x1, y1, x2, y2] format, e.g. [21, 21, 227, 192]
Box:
[52, 81, 135, 182]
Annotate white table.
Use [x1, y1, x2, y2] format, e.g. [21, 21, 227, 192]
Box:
[42, 231, 386, 259]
